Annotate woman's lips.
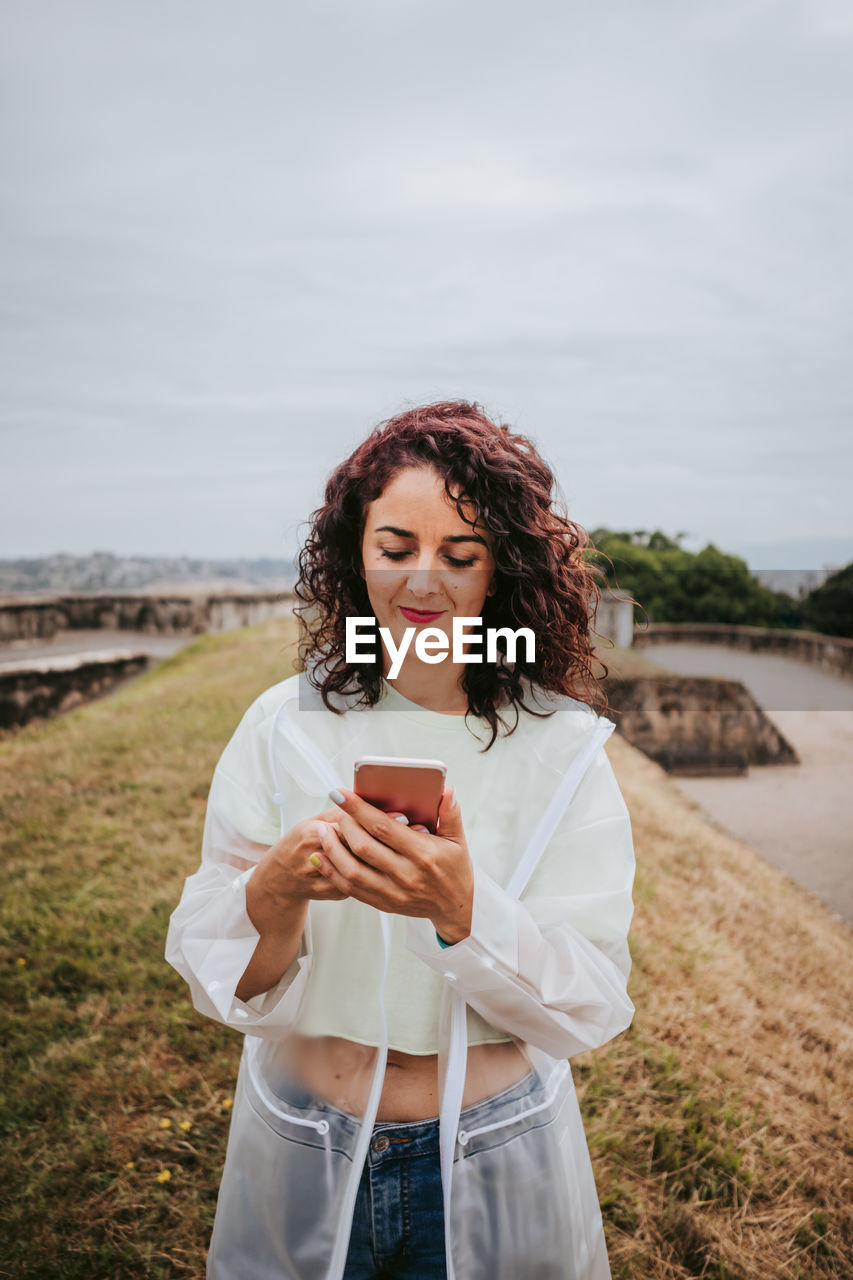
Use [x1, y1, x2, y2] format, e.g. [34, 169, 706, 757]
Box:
[399, 606, 445, 623]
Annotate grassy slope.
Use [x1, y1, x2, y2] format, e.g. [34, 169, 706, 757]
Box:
[1, 621, 850, 1279]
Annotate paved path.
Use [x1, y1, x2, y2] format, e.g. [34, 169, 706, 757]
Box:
[0, 630, 190, 669]
[644, 642, 853, 926]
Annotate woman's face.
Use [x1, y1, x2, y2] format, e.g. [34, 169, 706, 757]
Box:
[360, 465, 497, 670]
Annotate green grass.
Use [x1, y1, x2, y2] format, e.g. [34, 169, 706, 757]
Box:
[1, 622, 297, 1279]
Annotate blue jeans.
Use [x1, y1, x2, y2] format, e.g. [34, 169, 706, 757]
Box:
[342, 1069, 540, 1280]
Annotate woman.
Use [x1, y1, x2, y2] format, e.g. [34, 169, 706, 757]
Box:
[166, 400, 635, 1280]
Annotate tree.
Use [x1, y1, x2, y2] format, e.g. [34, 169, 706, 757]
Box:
[586, 529, 798, 627]
[801, 563, 853, 638]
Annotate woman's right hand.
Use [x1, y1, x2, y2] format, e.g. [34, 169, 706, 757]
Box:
[252, 809, 351, 906]
[235, 810, 347, 1002]
[253, 805, 411, 907]
[235, 808, 403, 1003]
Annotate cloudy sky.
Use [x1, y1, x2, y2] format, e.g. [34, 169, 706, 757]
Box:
[2, 0, 851, 569]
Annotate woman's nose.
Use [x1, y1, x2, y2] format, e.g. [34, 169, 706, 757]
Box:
[406, 557, 444, 596]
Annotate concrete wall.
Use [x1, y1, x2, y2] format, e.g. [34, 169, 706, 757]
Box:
[0, 591, 294, 643]
[0, 652, 150, 729]
[604, 673, 798, 774]
[206, 593, 294, 633]
[594, 597, 634, 648]
[634, 621, 853, 679]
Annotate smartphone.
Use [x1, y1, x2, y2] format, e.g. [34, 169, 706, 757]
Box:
[353, 756, 447, 834]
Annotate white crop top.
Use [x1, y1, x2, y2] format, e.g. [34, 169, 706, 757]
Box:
[174, 672, 635, 1055]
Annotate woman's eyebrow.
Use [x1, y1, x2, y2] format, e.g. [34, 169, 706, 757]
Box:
[375, 524, 488, 546]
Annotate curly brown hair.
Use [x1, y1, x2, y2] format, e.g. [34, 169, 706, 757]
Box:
[294, 400, 608, 748]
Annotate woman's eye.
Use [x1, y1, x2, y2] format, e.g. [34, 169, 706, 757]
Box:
[378, 548, 476, 568]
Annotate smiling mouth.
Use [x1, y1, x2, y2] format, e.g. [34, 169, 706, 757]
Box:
[399, 606, 445, 622]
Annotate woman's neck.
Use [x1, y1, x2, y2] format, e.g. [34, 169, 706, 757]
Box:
[383, 661, 469, 715]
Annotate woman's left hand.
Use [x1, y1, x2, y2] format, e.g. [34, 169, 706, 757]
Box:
[314, 786, 474, 944]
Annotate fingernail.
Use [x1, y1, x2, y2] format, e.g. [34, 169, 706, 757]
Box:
[445, 785, 455, 804]
[317, 821, 329, 840]
[329, 789, 346, 805]
[412, 825, 429, 833]
[309, 854, 322, 868]
[394, 814, 409, 824]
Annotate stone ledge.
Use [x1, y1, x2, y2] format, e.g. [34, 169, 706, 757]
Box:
[0, 590, 294, 642]
[604, 673, 798, 775]
[0, 653, 151, 729]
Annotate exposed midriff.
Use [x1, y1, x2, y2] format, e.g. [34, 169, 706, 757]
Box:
[287, 1031, 530, 1121]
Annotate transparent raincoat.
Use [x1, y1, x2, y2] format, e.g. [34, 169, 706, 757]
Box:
[166, 672, 635, 1280]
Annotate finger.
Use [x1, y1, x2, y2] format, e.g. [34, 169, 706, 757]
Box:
[310, 816, 341, 846]
[316, 822, 396, 900]
[308, 820, 343, 868]
[308, 847, 350, 892]
[335, 810, 423, 876]
[313, 807, 348, 823]
[307, 837, 335, 875]
[328, 789, 421, 855]
[436, 784, 464, 841]
[305, 858, 348, 900]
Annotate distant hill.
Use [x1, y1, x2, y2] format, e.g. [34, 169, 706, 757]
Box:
[0, 553, 297, 595]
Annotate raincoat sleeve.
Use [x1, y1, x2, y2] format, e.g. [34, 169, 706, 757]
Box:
[404, 743, 636, 1060]
[165, 695, 313, 1038]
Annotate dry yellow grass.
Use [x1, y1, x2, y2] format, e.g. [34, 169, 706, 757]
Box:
[2, 620, 850, 1278]
[583, 736, 853, 1278]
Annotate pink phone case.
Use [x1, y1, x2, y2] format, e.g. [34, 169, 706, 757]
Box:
[353, 756, 447, 833]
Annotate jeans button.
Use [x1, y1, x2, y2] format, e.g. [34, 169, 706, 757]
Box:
[372, 1134, 390, 1154]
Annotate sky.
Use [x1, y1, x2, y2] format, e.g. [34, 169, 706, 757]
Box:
[2, 0, 852, 570]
